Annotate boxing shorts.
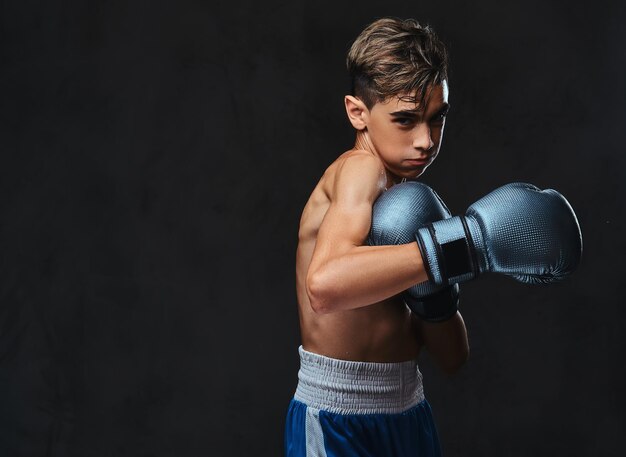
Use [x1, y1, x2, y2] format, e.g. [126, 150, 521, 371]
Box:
[284, 346, 442, 456]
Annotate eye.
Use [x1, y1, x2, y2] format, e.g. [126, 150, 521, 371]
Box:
[393, 117, 414, 126]
[430, 111, 448, 124]
[429, 116, 445, 125]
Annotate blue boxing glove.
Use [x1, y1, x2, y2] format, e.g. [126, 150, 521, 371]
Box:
[415, 182, 583, 286]
[368, 182, 460, 322]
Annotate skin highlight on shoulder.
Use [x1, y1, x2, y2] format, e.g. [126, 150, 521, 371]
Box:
[332, 150, 387, 205]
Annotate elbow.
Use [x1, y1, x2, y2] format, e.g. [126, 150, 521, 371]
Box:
[306, 269, 336, 314]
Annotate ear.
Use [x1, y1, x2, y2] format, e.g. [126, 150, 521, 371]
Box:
[344, 95, 369, 130]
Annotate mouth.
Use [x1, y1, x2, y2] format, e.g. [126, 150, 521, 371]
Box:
[405, 158, 430, 167]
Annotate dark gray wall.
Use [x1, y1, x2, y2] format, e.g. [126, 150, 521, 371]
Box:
[1, 0, 624, 455]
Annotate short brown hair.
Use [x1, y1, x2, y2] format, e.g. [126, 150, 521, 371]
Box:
[347, 17, 449, 109]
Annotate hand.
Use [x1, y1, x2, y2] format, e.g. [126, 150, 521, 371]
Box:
[415, 182, 583, 286]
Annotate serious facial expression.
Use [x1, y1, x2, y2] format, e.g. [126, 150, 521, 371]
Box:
[366, 81, 449, 179]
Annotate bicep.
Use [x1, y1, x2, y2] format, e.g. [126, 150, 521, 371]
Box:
[315, 200, 373, 258]
[308, 155, 384, 275]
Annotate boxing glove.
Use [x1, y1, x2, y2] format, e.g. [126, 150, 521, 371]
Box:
[368, 181, 460, 322]
[415, 182, 583, 286]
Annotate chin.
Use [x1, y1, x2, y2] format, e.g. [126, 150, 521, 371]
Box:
[410, 169, 427, 179]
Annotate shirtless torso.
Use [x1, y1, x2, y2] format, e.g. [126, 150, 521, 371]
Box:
[295, 150, 423, 363]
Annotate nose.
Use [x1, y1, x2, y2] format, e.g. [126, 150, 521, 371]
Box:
[412, 123, 434, 152]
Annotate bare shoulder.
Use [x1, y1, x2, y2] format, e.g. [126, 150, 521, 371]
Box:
[335, 149, 384, 177]
[330, 149, 387, 204]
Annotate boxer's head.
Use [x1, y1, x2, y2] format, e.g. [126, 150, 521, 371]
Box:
[345, 18, 450, 180]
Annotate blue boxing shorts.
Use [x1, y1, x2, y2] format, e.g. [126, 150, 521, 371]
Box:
[284, 346, 442, 457]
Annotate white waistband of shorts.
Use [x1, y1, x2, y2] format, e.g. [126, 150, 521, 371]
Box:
[294, 346, 425, 415]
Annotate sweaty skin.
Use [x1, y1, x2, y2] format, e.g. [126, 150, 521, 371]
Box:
[295, 82, 469, 366]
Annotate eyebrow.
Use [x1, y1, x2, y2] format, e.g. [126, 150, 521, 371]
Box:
[389, 103, 451, 117]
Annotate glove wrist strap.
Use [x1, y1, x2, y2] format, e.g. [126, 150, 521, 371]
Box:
[416, 216, 481, 286]
[403, 284, 460, 322]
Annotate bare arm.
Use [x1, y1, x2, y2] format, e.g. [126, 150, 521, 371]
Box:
[306, 153, 429, 313]
[416, 312, 469, 375]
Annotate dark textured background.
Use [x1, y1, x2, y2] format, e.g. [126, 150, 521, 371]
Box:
[1, 0, 624, 456]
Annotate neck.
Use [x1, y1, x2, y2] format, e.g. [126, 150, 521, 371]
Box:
[353, 130, 374, 154]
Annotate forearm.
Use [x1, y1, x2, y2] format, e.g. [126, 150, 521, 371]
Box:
[307, 242, 428, 313]
[418, 312, 469, 375]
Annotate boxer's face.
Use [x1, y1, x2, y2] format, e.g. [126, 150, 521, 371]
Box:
[367, 81, 449, 180]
